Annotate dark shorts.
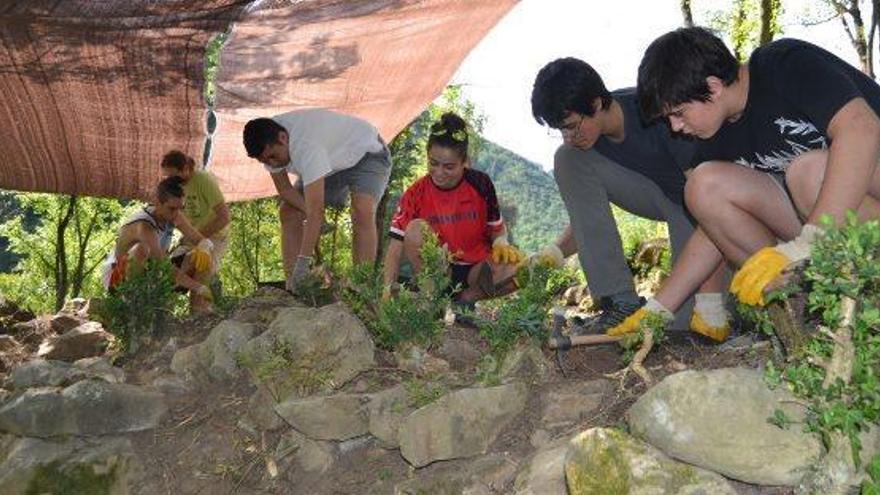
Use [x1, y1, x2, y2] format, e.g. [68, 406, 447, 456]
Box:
[449, 263, 473, 293]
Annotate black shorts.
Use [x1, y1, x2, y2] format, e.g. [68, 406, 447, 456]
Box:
[449, 263, 473, 293]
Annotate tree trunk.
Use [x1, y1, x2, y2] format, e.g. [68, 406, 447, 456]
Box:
[680, 0, 694, 27]
[760, 0, 781, 45]
[54, 195, 77, 312]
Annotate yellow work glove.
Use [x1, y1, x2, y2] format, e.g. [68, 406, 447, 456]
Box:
[191, 238, 214, 274]
[529, 243, 565, 269]
[606, 298, 673, 337]
[689, 293, 730, 342]
[492, 237, 524, 265]
[730, 224, 822, 306]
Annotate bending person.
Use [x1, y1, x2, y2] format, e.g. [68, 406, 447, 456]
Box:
[383, 113, 523, 304]
[530, 57, 729, 339]
[243, 109, 392, 293]
[611, 27, 880, 336]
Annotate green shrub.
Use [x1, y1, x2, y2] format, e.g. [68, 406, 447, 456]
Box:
[101, 258, 176, 354]
[476, 264, 575, 355]
[758, 213, 880, 466]
[341, 229, 452, 350]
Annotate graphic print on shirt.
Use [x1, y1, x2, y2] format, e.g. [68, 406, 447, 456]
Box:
[735, 117, 827, 173]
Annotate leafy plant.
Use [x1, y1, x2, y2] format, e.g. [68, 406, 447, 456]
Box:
[757, 213, 880, 468]
[864, 454, 880, 494]
[476, 264, 575, 355]
[341, 228, 451, 350]
[101, 258, 177, 354]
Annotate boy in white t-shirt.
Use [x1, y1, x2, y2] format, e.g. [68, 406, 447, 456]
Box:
[243, 109, 392, 293]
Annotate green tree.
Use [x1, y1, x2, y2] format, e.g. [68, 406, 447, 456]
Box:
[0, 193, 129, 312]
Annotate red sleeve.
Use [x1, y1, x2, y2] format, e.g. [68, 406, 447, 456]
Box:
[389, 182, 420, 240]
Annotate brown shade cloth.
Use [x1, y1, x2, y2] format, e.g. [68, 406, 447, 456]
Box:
[0, 0, 517, 201]
[211, 0, 517, 201]
[0, 1, 249, 200]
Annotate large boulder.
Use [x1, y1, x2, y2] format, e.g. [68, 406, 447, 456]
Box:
[565, 428, 737, 495]
[0, 380, 166, 437]
[170, 319, 256, 380]
[275, 393, 370, 441]
[237, 303, 376, 401]
[37, 321, 114, 361]
[627, 367, 823, 486]
[398, 382, 528, 467]
[0, 436, 139, 494]
[9, 358, 124, 390]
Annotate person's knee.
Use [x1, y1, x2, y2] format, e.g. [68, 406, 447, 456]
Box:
[128, 243, 151, 263]
[685, 161, 732, 214]
[403, 219, 427, 248]
[785, 151, 826, 212]
[553, 145, 589, 180]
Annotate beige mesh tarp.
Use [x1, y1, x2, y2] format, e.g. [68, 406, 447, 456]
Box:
[0, 0, 517, 201]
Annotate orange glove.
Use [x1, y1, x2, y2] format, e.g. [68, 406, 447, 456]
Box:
[191, 238, 214, 274]
[689, 293, 730, 342]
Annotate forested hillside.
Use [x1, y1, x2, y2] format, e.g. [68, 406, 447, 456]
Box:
[473, 140, 567, 252]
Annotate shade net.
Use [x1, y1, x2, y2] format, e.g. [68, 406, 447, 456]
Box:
[0, 0, 516, 201]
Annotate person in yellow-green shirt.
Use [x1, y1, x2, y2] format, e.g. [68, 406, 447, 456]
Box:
[161, 150, 231, 308]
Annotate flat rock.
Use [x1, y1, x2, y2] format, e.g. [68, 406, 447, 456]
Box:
[10, 358, 125, 390]
[0, 379, 166, 437]
[541, 379, 611, 426]
[398, 382, 528, 467]
[38, 322, 114, 362]
[275, 392, 369, 441]
[367, 385, 411, 448]
[170, 319, 256, 380]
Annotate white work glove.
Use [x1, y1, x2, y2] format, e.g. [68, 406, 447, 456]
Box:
[529, 243, 565, 269]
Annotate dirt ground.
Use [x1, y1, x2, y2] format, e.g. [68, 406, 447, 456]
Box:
[106, 291, 797, 495]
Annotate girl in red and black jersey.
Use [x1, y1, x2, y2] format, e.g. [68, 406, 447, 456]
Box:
[383, 113, 523, 302]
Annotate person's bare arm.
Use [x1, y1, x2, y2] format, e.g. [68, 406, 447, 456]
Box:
[554, 224, 577, 257]
[199, 202, 230, 239]
[811, 97, 880, 225]
[299, 178, 326, 257]
[172, 211, 207, 245]
[271, 171, 307, 213]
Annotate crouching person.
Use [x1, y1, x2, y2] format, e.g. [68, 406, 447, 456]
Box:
[100, 176, 215, 313]
[383, 113, 523, 305]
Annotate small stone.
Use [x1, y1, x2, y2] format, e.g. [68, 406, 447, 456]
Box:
[38, 322, 114, 362]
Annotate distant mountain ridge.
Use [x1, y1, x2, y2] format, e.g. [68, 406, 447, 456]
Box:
[472, 140, 567, 252]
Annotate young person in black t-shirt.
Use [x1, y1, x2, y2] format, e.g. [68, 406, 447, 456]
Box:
[610, 27, 880, 336]
[531, 57, 729, 340]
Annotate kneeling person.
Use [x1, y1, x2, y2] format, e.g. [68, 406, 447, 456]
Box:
[383, 113, 523, 303]
[101, 176, 215, 312]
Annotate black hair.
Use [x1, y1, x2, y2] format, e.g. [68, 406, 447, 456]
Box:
[427, 112, 469, 160]
[637, 27, 739, 121]
[531, 57, 612, 128]
[243, 118, 287, 158]
[160, 150, 195, 171]
[156, 175, 185, 203]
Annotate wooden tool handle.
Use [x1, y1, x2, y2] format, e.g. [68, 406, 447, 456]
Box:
[548, 334, 621, 349]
